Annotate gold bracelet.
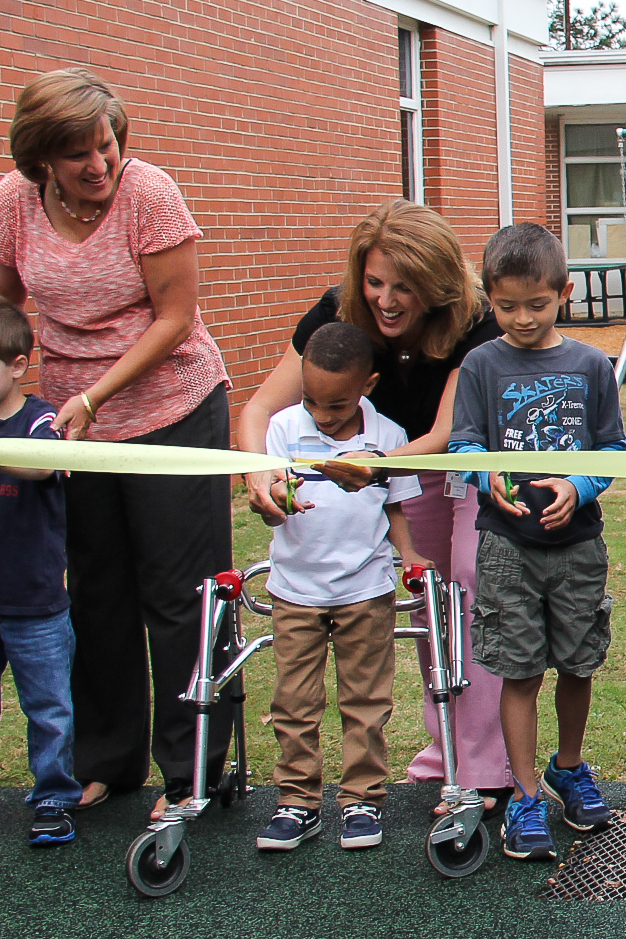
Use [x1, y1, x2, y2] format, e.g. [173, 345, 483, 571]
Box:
[80, 391, 97, 423]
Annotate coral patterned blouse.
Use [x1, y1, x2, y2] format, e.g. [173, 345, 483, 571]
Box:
[0, 159, 231, 441]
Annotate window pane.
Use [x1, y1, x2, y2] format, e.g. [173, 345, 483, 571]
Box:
[566, 163, 623, 208]
[567, 213, 626, 258]
[398, 28, 412, 98]
[564, 124, 622, 157]
[401, 110, 414, 200]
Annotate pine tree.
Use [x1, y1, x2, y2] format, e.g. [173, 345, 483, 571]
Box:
[548, 0, 626, 49]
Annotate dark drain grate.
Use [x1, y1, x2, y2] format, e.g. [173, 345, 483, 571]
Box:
[539, 813, 626, 901]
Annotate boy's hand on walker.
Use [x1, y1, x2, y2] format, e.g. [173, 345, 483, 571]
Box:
[488, 471, 530, 517]
[403, 553, 435, 572]
[531, 477, 576, 530]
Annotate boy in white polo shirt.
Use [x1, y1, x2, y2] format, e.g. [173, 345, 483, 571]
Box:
[256, 322, 428, 852]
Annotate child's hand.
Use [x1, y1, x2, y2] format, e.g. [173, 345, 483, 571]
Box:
[488, 471, 530, 517]
[531, 477, 576, 530]
[269, 476, 314, 520]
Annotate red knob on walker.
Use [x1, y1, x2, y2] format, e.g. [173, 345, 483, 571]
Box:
[214, 569, 244, 600]
[402, 564, 426, 594]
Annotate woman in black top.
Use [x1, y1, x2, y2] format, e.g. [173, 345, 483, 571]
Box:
[238, 200, 513, 815]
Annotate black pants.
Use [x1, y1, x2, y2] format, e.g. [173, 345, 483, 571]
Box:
[65, 384, 233, 790]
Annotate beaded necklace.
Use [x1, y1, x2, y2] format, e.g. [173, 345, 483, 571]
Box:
[53, 182, 102, 223]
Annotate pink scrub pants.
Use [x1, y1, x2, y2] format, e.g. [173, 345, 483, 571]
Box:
[402, 471, 512, 790]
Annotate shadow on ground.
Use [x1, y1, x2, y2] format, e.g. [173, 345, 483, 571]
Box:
[2, 781, 626, 939]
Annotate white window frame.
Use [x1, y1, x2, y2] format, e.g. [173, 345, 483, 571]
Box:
[561, 117, 626, 263]
[398, 18, 423, 204]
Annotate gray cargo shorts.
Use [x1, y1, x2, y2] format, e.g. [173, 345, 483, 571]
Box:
[471, 530, 612, 679]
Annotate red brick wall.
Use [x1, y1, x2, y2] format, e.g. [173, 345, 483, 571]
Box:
[419, 26, 499, 266]
[419, 28, 546, 268]
[0, 0, 403, 418]
[545, 115, 562, 238]
[509, 55, 545, 225]
[0, 6, 547, 425]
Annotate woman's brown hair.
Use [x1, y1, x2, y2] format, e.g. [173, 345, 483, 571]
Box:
[10, 68, 128, 184]
[340, 199, 483, 360]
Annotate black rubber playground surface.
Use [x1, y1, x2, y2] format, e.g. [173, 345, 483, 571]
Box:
[3, 781, 626, 939]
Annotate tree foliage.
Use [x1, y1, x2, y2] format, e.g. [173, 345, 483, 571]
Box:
[548, 0, 626, 49]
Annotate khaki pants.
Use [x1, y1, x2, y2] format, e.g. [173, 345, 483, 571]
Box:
[270, 592, 395, 810]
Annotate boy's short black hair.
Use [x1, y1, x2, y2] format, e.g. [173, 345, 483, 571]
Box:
[482, 222, 568, 295]
[0, 299, 34, 364]
[302, 322, 374, 375]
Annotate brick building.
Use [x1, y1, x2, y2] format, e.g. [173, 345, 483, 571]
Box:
[543, 48, 626, 257]
[543, 48, 626, 317]
[0, 0, 547, 430]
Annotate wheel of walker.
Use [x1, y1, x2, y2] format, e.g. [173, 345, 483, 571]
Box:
[217, 769, 236, 808]
[425, 816, 489, 878]
[125, 830, 191, 898]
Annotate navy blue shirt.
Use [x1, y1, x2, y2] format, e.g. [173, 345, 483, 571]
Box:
[0, 395, 69, 616]
[450, 337, 625, 547]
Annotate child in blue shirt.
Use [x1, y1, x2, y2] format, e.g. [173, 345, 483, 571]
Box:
[450, 223, 625, 860]
[0, 301, 81, 845]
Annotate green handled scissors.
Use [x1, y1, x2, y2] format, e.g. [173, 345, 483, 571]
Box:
[284, 468, 298, 515]
[500, 471, 517, 505]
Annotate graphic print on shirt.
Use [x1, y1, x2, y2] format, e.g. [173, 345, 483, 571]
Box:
[500, 372, 586, 452]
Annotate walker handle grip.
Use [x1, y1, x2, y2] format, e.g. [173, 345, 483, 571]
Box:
[214, 569, 244, 600]
[402, 564, 426, 594]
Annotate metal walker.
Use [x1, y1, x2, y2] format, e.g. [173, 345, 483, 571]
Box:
[125, 562, 489, 897]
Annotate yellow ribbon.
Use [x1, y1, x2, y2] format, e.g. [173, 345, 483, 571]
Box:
[0, 438, 624, 477]
[0, 439, 291, 475]
[300, 451, 623, 476]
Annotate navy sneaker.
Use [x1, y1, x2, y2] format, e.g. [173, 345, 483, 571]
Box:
[541, 753, 612, 832]
[256, 805, 321, 850]
[28, 807, 75, 847]
[340, 803, 382, 849]
[500, 791, 556, 861]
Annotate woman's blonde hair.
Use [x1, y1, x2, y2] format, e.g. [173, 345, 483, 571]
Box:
[340, 199, 483, 360]
[10, 68, 128, 184]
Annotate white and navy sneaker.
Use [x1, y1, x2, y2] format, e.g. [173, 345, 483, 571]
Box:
[340, 803, 382, 849]
[500, 791, 556, 861]
[28, 807, 75, 847]
[541, 753, 612, 832]
[256, 805, 321, 850]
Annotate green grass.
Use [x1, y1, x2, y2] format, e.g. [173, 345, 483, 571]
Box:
[2, 482, 626, 790]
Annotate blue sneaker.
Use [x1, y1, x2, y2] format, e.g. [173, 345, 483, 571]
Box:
[256, 805, 321, 850]
[340, 803, 382, 849]
[500, 791, 556, 861]
[541, 753, 612, 832]
[28, 807, 75, 847]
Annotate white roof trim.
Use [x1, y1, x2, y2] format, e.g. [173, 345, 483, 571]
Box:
[369, 0, 492, 44]
[369, 0, 544, 56]
[542, 49, 626, 67]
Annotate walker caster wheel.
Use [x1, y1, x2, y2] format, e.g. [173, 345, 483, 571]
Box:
[425, 816, 489, 878]
[125, 830, 190, 897]
[217, 769, 237, 808]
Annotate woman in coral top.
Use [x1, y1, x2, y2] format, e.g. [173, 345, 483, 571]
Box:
[0, 69, 233, 819]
